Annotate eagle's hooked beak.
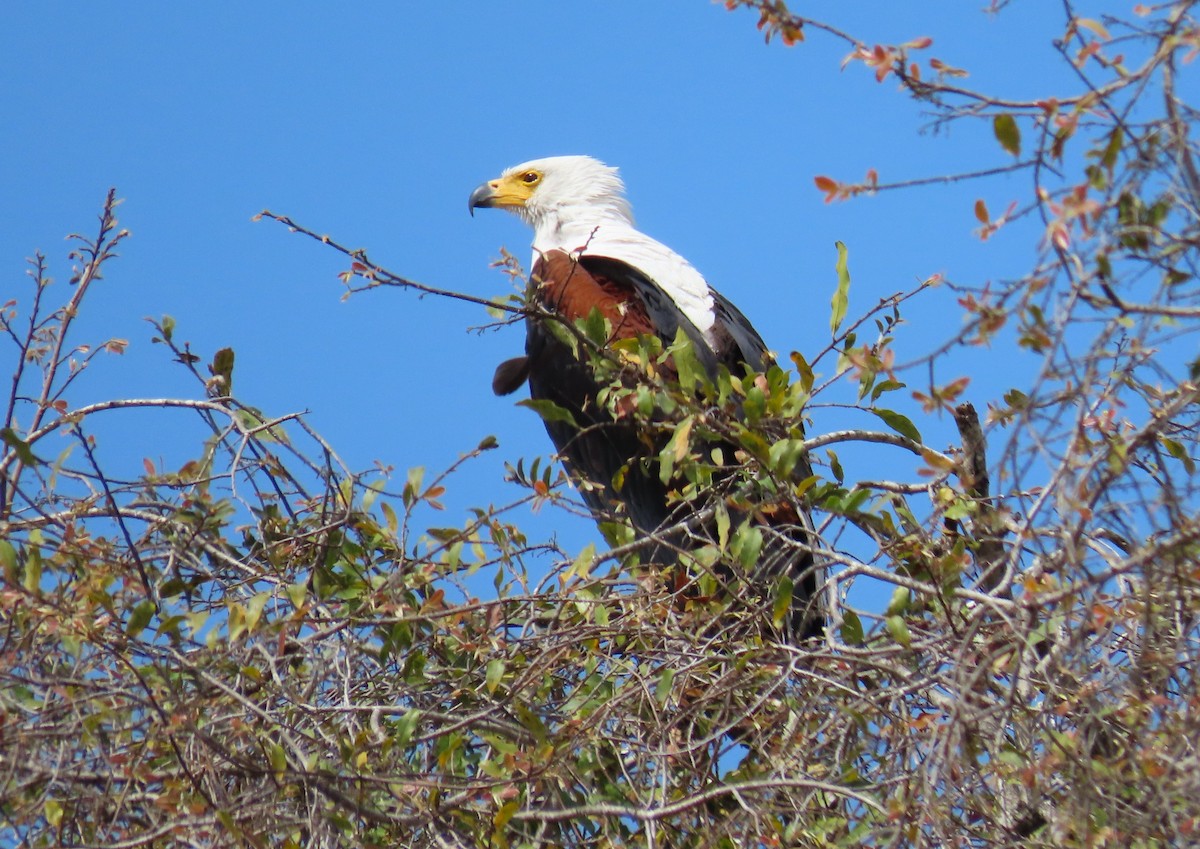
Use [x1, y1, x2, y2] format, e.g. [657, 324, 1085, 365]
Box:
[468, 181, 499, 217]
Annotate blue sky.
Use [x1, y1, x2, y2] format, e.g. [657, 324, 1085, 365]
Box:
[1, 3, 1110, 607]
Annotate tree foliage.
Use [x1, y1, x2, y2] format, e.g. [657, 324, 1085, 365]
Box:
[3, 3, 1199, 847]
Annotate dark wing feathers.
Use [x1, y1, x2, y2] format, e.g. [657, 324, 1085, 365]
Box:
[709, 288, 772, 374]
[495, 249, 822, 639]
[524, 310, 681, 543]
[576, 256, 723, 376]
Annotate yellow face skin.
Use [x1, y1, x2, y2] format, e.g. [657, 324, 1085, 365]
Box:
[468, 168, 543, 213]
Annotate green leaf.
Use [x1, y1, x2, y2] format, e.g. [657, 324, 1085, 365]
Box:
[127, 600, 156, 636]
[1, 428, 40, 466]
[827, 449, 844, 484]
[428, 527, 463, 543]
[772, 576, 794, 627]
[22, 547, 42, 593]
[742, 383, 767, 424]
[580, 307, 609, 345]
[831, 241, 851, 334]
[244, 591, 270, 633]
[485, 659, 505, 694]
[482, 733, 519, 757]
[996, 749, 1027, 769]
[267, 741, 288, 776]
[715, 503, 730, 550]
[1003, 388, 1028, 409]
[1100, 127, 1123, 172]
[0, 541, 16, 582]
[518, 398, 577, 427]
[227, 602, 247, 641]
[394, 709, 421, 748]
[886, 586, 911, 615]
[654, 668, 675, 706]
[235, 406, 289, 443]
[44, 800, 63, 829]
[942, 496, 975, 521]
[1161, 437, 1195, 475]
[494, 800, 520, 831]
[659, 415, 695, 484]
[216, 810, 239, 835]
[544, 314, 580, 354]
[730, 522, 764, 571]
[870, 408, 922, 443]
[403, 466, 425, 508]
[768, 438, 808, 477]
[885, 614, 912, 647]
[286, 581, 307, 610]
[870, 378, 905, 402]
[734, 428, 771, 462]
[514, 703, 549, 743]
[993, 114, 1021, 157]
[209, 347, 235, 395]
[565, 543, 596, 581]
[381, 501, 399, 535]
[790, 351, 815, 393]
[670, 328, 707, 392]
[841, 487, 873, 515]
[840, 610, 864, 645]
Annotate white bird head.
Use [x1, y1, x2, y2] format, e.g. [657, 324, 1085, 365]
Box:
[468, 155, 635, 232]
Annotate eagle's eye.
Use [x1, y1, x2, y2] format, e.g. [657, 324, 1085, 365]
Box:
[521, 171, 541, 185]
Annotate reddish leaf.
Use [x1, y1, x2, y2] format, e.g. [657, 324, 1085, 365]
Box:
[814, 175, 840, 203]
[943, 376, 970, 400]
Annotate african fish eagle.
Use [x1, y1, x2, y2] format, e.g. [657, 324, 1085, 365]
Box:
[469, 155, 821, 638]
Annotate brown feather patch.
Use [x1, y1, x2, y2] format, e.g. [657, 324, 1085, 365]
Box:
[533, 250, 656, 341]
[492, 356, 530, 396]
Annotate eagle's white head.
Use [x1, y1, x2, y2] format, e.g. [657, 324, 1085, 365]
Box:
[470, 155, 717, 336]
[469, 155, 635, 245]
